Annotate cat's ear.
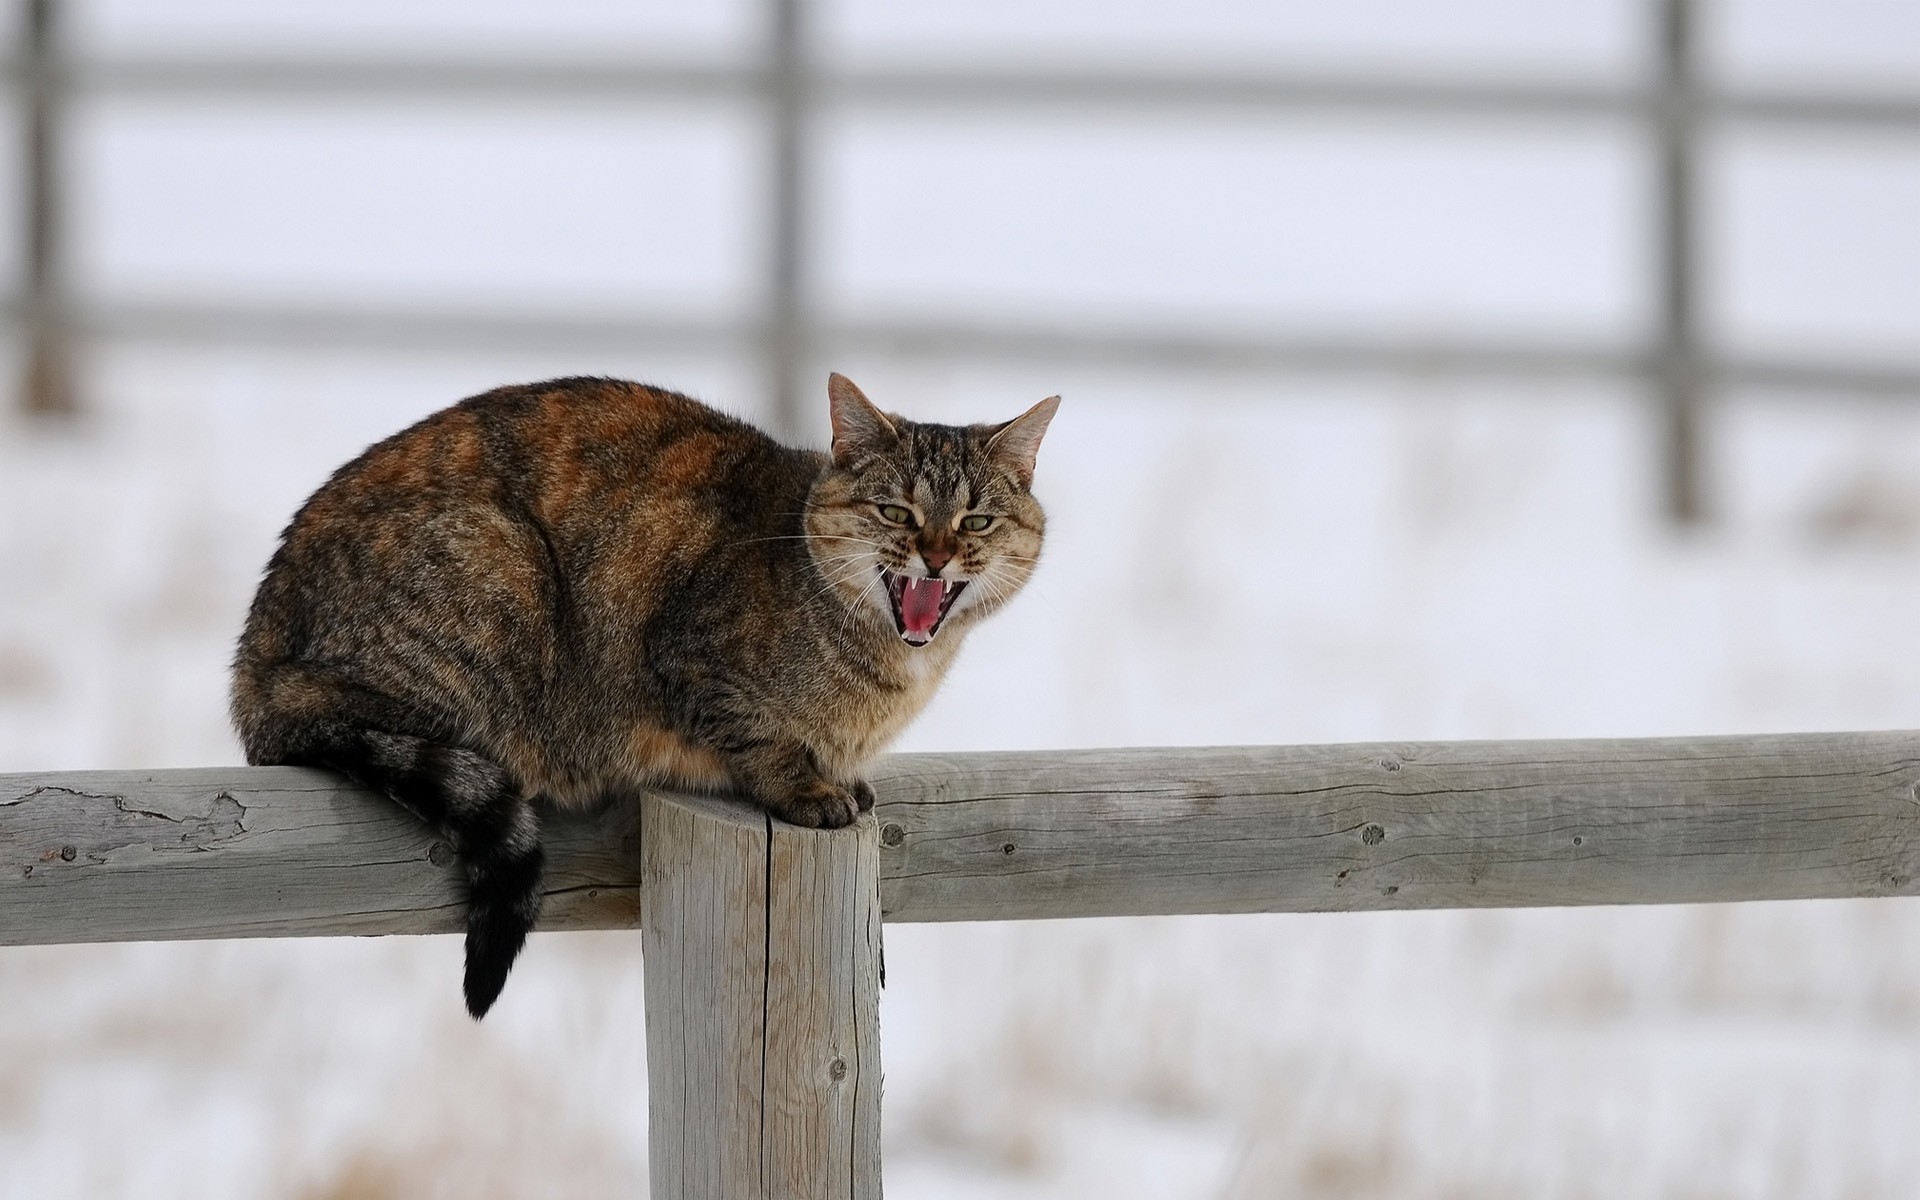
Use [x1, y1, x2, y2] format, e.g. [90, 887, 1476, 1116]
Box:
[827, 373, 899, 466]
[986, 395, 1060, 488]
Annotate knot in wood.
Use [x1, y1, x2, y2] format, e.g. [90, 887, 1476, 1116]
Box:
[59, 844, 76, 862]
[828, 1056, 848, 1082]
[878, 822, 905, 848]
[1361, 824, 1385, 846]
[426, 841, 455, 867]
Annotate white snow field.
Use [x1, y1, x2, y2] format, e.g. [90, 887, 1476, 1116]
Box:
[5, 1, 1920, 1197]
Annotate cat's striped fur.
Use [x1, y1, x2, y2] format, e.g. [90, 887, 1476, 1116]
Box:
[231, 374, 1056, 1016]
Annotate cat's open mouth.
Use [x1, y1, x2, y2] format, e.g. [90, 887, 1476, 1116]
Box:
[882, 569, 967, 646]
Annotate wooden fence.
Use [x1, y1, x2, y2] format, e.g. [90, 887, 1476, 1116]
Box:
[6, 731, 1920, 1195]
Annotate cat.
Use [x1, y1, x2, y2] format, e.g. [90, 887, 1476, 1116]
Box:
[230, 373, 1058, 1017]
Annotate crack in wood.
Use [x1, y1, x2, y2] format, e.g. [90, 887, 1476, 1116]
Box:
[4, 783, 128, 808]
[8, 738, 1920, 940]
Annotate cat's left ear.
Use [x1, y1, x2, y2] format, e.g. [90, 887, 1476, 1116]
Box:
[986, 395, 1061, 488]
[828, 373, 899, 467]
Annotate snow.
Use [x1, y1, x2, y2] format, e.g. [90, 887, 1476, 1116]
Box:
[5, 1, 1920, 1196]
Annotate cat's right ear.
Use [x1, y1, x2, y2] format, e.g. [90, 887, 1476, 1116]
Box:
[986, 394, 1061, 488]
[828, 373, 899, 467]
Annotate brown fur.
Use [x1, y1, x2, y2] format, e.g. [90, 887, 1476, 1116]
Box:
[230, 373, 1057, 1015]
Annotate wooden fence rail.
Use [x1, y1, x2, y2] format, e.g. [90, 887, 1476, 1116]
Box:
[6, 730, 1920, 1196]
[6, 732, 1920, 945]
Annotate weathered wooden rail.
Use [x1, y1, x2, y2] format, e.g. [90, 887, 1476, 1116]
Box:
[6, 731, 1920, 1196]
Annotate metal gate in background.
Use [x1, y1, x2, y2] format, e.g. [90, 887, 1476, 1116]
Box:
[14, 0, 1920, 521]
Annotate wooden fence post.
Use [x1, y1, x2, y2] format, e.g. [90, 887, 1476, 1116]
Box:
[641, 789, 883, 1198]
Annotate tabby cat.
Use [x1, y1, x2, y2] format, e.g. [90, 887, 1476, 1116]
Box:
[230, 373, 1057, 1017]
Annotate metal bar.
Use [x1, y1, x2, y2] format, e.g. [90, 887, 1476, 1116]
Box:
[1721, 90, 1920, 131]
[765, 0, 808, 438]
[20, 0, 71, 417]
[50, 300, 1648, 376]
[18, 58, 1920, 131]
[832, 318, 1649, 379]
[1720, 357, 1920, 400]
[57, 58, 761, 101]
[71, 299, 748, 354]
[835, 68, 1636, 119]
[1654, 0, 1702, 523]
[842, 74, 1920, 130]
[32, 299, 1919, 400]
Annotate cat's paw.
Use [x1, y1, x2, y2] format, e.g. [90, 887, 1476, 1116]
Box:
[773, 780, 862, 829]
[851, 779, 876, 813]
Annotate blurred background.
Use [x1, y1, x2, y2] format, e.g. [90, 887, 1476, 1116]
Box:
[3, 0, 1920, 1195]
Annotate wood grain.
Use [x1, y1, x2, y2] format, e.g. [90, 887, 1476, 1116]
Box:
[869, 733, 1920, 921]
[762, 810, 883, 1199]
[0, 765, 638, 944]
[641, 789, 883, 1200]
[640, 789, 768, 1197]
[6, 731, 1920, 944]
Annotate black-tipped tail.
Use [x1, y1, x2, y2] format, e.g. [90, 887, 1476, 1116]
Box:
[463, 836, 545, 1019]
[255, 712, 546, 1020]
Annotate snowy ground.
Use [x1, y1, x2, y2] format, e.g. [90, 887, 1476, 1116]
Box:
[9, 349, 1920, 1199]
[6, 1, 1920, 1196]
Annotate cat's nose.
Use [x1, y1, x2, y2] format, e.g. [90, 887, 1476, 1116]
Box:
[920, 547, 953, 577]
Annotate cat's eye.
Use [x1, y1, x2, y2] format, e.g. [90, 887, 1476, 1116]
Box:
[878, 504, 914, 526]
[959, 514, 994, 533]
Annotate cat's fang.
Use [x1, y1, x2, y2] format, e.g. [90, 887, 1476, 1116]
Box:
[898, 577, 946, 637]
[882, 571, 969, 644]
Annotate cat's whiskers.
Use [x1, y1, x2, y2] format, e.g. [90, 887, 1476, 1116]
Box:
[802, 543, 880, 563]
[809, 550, 880, 569]
[987, 557, 1069, 621]
[798, 557, 887, 609]
[804, 557, 880, 593]
[835, 568, 891, 642]
[966, 566, 1015, 613]
[728, 533, 872, 548]
[809, 549, 885, 574]
[975, 558, 1039, 615]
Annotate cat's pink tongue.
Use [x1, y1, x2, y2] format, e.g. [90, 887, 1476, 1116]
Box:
[899, 577, 946, 638]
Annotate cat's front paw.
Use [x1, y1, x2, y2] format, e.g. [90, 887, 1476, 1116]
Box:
[851, 779, 876, 813]
[772, 779, 862, 829]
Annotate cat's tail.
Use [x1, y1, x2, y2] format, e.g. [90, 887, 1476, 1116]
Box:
[238, 691, 545, 1019]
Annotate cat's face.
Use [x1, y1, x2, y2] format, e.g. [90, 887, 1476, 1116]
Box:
[805, 375, 1057, 647]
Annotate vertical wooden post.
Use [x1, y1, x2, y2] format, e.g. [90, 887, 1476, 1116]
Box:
[642, 789, 882, 1198]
